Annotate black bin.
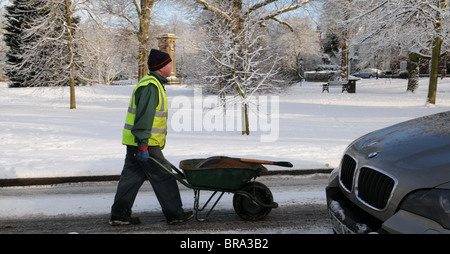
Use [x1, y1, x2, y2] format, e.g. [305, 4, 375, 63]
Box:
[347, 79, 357, 93]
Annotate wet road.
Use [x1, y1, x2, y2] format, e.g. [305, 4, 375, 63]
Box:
[0, 174, 333, 234]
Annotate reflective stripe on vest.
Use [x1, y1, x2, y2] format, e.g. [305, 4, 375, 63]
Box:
[122, 75, 168, 148]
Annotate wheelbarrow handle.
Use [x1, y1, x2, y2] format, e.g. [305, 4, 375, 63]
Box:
[238, 158, 293, 168]
[147, 157, 192, 188]
[168, 161, 186, 179]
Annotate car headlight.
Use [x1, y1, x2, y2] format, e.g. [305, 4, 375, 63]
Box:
[400, 189, 450, 229]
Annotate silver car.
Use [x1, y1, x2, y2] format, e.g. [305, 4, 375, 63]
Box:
[326, 111, 450, 234]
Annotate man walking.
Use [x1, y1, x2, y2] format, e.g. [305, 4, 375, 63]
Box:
[110, 49, 193, 226]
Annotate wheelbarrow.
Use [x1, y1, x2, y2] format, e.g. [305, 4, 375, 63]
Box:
[148, 156, 293, 221]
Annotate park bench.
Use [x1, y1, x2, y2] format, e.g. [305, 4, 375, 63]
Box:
[322, 81, 349, 93]
[322, 79, 358, 93]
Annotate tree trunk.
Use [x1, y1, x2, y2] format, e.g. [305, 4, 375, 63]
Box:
[340, 0, 352, 80]
[427, 0, 447, 105]
[232, 0, 243, 33]
[407, 53, 419, 93]
[65, 0, 76, 109]
[428, 36, 442, 104]
[232, 0, 249, 135]
[341, 39, 349, 79]
[137, 0, 153, 81]
[137, 38, 149, 81]
[242, 103, 249, 135]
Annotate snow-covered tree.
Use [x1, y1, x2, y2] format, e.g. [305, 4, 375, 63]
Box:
[319, 0, 353, 79]
[274, 17, 323, 81]
[194, 0, 316, 31]
[200, 6, 282, 135]
[76, 22, 139, 85]
[3, 0, 88, 109]
[194, 0, 316, 135]
[4, 0, 43, 88]
[344, 0, 450, 104]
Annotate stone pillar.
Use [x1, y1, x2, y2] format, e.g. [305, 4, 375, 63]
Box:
[157, 33, 180, 85]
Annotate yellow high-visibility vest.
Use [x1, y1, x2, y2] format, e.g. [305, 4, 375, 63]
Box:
[122, 75, 168, 149]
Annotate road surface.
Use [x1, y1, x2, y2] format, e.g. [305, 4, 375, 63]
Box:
[0, 174, 333, 234]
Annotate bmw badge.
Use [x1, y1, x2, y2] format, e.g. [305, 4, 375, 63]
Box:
[368, 151, 380, 159]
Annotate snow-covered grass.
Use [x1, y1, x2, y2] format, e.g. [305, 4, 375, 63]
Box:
[1, 78, 450, 179]
[1, 78, 450, 230]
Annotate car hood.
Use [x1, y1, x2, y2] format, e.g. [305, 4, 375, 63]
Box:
[350, 111, 450, 189]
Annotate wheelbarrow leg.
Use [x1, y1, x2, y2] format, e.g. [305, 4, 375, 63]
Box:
[193, 189, 225, 221]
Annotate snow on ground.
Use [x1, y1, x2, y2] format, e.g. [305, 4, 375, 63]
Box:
[1, 78, 450, 223]
[1, 78, 450, 179]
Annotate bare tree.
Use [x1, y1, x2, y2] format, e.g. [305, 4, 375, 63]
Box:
[76, 21, 139, 85]
[98, 0, 160, 81]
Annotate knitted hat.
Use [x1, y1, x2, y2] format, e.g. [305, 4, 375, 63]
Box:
[147, 49, 172, 71]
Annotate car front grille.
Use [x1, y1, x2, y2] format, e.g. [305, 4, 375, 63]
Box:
[356, 167, 396, 210]
[339, 154, 397, 211]
[339, 154, 357, 192]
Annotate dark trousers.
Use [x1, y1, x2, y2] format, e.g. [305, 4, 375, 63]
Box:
[111, 145, 184, 220]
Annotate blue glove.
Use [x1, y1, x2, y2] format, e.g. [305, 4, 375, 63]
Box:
[136, 147, 149, 162]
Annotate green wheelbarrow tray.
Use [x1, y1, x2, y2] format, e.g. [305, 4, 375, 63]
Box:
[179, 158, 266, 191]
[148, 156, 292, 221]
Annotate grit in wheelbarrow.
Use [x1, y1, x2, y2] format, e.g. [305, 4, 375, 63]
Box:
[148, 156, 293, 221]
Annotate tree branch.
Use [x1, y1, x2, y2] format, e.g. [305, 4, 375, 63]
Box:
[270, 17, 294, 32]
[260, 0, 315, 21]
[256, 0, 315, 31]
[245, 0, 276, 16]
[194, 0, 232, 21]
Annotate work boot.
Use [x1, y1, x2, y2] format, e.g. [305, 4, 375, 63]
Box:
[167, 211, 194, 225]
[109, 215, 141, 226]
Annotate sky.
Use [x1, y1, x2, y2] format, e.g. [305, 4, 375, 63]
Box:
[154, 0, 323, 26]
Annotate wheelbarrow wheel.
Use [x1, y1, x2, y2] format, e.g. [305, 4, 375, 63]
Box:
[233, 182, 273, 221]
